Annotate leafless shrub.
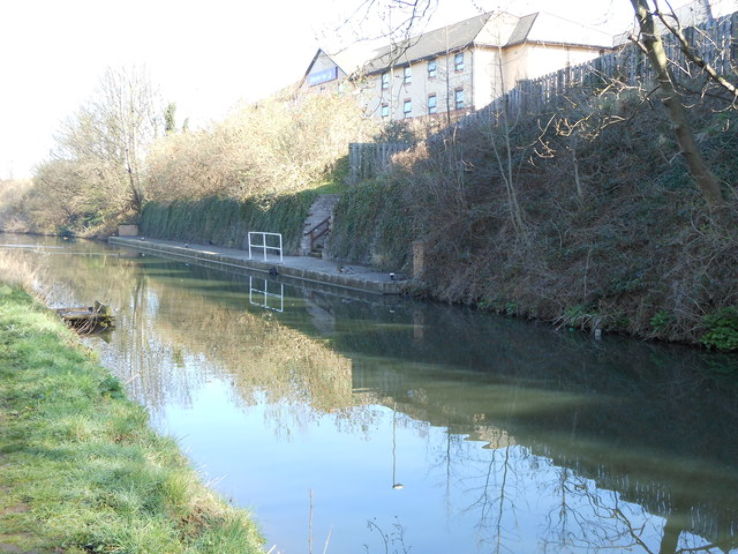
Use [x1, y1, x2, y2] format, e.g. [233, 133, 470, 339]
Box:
[381, 75, 738, 343]
[0, 178, 33, 232]
[146, 92, 380, 203]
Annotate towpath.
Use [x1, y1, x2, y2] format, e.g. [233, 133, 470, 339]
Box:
[109, 236, 406, 295]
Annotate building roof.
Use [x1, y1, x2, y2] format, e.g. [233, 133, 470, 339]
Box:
[512, 12, 613, 49]
[364, 12, 504, 74]
[329, 39, 387, 75]
[300, 40, 384, 89]
[361, 10, 614, 74]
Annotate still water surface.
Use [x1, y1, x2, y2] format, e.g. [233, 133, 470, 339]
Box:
[3, 234, 738, 553]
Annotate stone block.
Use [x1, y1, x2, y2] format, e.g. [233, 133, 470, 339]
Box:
[118, 225, 139, 237]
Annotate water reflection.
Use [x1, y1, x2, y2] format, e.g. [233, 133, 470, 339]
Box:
[2, 234, 737, 553]
[249, 276, 285, 313]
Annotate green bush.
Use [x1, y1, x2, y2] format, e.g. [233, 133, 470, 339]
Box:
[701, 307, 738, 352]
[650, 310, 673, 333]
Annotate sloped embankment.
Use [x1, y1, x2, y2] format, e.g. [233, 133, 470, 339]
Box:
[327, 91, 738, 351]
[0, 286, 264, 553]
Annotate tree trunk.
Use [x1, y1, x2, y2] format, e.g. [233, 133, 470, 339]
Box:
[630, 0, 724, 208]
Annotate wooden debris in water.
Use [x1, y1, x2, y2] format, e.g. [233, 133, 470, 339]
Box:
[56, 301, 114, 334]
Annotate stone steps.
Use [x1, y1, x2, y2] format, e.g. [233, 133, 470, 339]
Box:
[300, 194, 340, 257]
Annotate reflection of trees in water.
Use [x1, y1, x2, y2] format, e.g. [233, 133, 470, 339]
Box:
[424, 436, 730, 553]
[112, 273, 198, 411]
[7, 237, 738, 553]
[148, 289, 356, 415]
[9, 247, 203, 410]
[126, 271, 367, 426]
[466, 445, 520, 554]
[5, 241, 370, 427]
[535, 443, 738, 552]
[538, 465, 736, 554]
[353, 352, 738, 552]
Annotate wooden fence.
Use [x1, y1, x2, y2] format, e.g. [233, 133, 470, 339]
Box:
[457, 10, 738, 129]
[349, 7, 737, 179]
[348, 141, 411, 183]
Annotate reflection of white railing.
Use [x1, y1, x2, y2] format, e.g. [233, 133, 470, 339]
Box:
[249, 276, 284, 313]
[248, 232, 283, 262]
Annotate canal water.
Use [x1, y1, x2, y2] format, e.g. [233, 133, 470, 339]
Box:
[2, 234, 738, 554]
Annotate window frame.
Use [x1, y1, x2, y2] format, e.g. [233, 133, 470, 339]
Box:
[403, 98, 412, 118]
[427, 94, 437, 115]
[403, 66, 412, 85]
[427, 59, 437, 79]
[381, 72, 389, 90]
[381, 103, 390, 118]
[454, 88, 464, 110]
[454, 52, 464, 72]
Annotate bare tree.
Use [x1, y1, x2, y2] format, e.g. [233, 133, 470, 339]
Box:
[628, 0, 727, 209]
[334, 0, 437, 45]
[55, 66, 160, 214]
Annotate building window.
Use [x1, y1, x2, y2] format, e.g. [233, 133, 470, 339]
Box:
[381, 72, 389, 90]
[454, 88, 464, 110]
[403, 98, 412, 118]
[454, 52, 464, 72]
[427, 94, 437, 114]
[403, 66, 412, 85]
[381, 103, 390, 118]
[427, 59, 437, 79]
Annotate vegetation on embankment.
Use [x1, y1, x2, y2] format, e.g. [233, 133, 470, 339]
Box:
[0, 86, 377, 240]
[326, 86, 738, 351]
[327, 179, 413, 270]
[144, 95, 372, 204]
[136, 93, 369, 250]
[0, 282, 263, 552]
[140, 192, 317, 253]
[0, 178, 33, 234]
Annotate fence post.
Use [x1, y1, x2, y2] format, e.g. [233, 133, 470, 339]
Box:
[732, 12, 738, 64]
[412, 240, 426, 280]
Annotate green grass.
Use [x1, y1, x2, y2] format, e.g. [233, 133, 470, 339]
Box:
[0, 286, 264, 553]
[310, 181, 348, 195]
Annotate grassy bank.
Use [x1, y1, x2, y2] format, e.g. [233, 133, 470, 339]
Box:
[0, 285, 263, 553]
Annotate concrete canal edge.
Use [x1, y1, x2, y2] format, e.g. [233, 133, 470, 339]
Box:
[108, 236, 406, 295]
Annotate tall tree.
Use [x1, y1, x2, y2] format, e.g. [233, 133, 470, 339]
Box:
[164, 102, 177, 135]
[55, 66, 160, 214]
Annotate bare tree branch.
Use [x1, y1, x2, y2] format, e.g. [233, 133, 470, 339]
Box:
[653, 0, 738, 103]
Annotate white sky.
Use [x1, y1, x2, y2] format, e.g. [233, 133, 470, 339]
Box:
[0, 0, 643, 179]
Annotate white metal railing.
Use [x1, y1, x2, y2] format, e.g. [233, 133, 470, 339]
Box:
[249, 276, 284, 312]
[247, 232, 283, 262]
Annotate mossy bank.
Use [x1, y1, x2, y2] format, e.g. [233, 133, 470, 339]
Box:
[0, 286, 263, 553]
